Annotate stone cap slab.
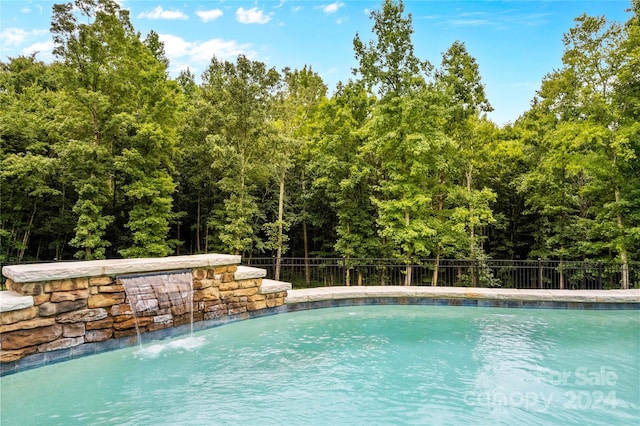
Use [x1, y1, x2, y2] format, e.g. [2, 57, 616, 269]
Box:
[0, 291, 34, 313]
[259, 279, 292, 294]
[2, 254, 241, 283]
[234, 266, 267, 281]
[286, 286, 640, 304]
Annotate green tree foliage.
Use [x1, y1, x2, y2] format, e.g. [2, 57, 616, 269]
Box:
[51, 0, 179, 259]
[201, 55, 280, 255]
[1, 0, 636, 289]
[268, 66, 326, 279]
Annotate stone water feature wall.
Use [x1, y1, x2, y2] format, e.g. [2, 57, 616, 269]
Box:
[0, 254, 290, 374]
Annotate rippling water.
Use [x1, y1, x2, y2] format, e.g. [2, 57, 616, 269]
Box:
[2, 306, 639, 425]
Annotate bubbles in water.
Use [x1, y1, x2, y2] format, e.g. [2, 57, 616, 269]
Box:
[134, 336, 206, 359]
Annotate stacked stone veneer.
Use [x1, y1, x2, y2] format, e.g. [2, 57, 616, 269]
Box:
[0, 255, 290, 369]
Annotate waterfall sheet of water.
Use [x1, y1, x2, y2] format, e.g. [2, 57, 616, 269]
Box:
[118, 270, 194, 346]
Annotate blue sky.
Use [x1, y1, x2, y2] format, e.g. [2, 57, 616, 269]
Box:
[0, 0, 632, 125]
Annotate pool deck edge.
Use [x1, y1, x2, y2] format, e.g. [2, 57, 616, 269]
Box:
[285, 286, 640, 305]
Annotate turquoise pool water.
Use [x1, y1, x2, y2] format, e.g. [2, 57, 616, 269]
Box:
[1, 305, 639, 425]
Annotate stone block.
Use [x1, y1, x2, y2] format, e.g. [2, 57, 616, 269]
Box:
[239, 279, 260, 289]
[110, 304, 133, 317]
[173, 315, 191, 327]
[193, 287, 220, 302]
[1, 291, 35, 313]
[0, 317, 57, 334]
[113, 317, 153, 331]
[1, 324, 63, 350]
[56, 308, 108, 323]
[247, 301, 267, 311]
[89, 276, 113, 286]
[50, 289, 90, 302]
[98, 285, 125, 293]
[38, 336, 84, 352]
[88, 293, 125, 308]
[39, 300, 87, 317]
[193, 269, 206, 280]
[11, 283, 43, 296]
[114, 314, 134, 323]
[221, 272, 234, 283]
[44, 278, 89, 293]
[0, 306, 38, 325]
[33, 293, 51, 305]
[146, 322, 172, 332]
[247, 294, 266, 302]
[4, 279, 17, 292]
[228, 306, 247, 315]
[63, 323, 86, 338]
[214, 265, 235, 274]
[232, 287, 258, 297]
[204, 310, 225, 320]
[192, 278, 217, 290]
[219, 281, 239, 291]
[193, 312, 203, 322]
[170, 305, 189, 316]
[0, 346, 38, 362]
[85, 317, 114, 330]
[85, 328, 113, 342]
[113, 329, 137, 339]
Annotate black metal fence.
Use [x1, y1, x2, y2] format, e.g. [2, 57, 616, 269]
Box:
[243, 258, 638, 290]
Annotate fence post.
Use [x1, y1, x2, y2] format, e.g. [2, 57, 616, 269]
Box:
[597, 260, 603, 290]
[538, 258, 543, 289]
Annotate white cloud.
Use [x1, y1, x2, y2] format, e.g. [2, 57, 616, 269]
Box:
[196, 9, 223, 23]
[191, 39, 255, 62]
[138, 6, 188, 20]
[1, 28, 29, 46]
[21, 7, 31, 13]
[22, 39, 55, 61]
[322, 2, 344, 15]
[158, 34, 193, 58]
[159, 33, 255, 66]
[292, 6, 302, 13]
[236, 7, 271, 24]
[0, 28, 47, 49]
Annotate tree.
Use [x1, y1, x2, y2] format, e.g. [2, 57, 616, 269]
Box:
[353, 0, 441, 285]
[518, 11, 638, 288]
[436, 41, 495, 257]
[268, 66, 326, 280]
[202, 55, 280, 255]
[308, 81, 380, 285]
[51, 0, 181, 258]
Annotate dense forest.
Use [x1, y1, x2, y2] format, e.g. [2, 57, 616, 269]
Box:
[1, 0, 639, 285]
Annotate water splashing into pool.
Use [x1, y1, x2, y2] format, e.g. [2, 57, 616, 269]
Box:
[118, 270, 194, 345]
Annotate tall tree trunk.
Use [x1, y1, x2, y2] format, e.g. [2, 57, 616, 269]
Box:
[467, 166, 477, 287]
[196, 194, 201, 253]
[275, 173, 285, 281]
[432, 247, 440, 287]
[302, 176, 310, 287]
[615, 186, 630, 289]
[404, 209, 412, 286]
[18, 204, 37, 261]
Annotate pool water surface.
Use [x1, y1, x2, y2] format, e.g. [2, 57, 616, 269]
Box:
[1, 305, 638, 425]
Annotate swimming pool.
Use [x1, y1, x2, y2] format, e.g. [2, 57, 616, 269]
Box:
[1, 305, 638, 425]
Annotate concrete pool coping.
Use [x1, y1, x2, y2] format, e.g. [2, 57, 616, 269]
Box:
[284, 286, 640, 310]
